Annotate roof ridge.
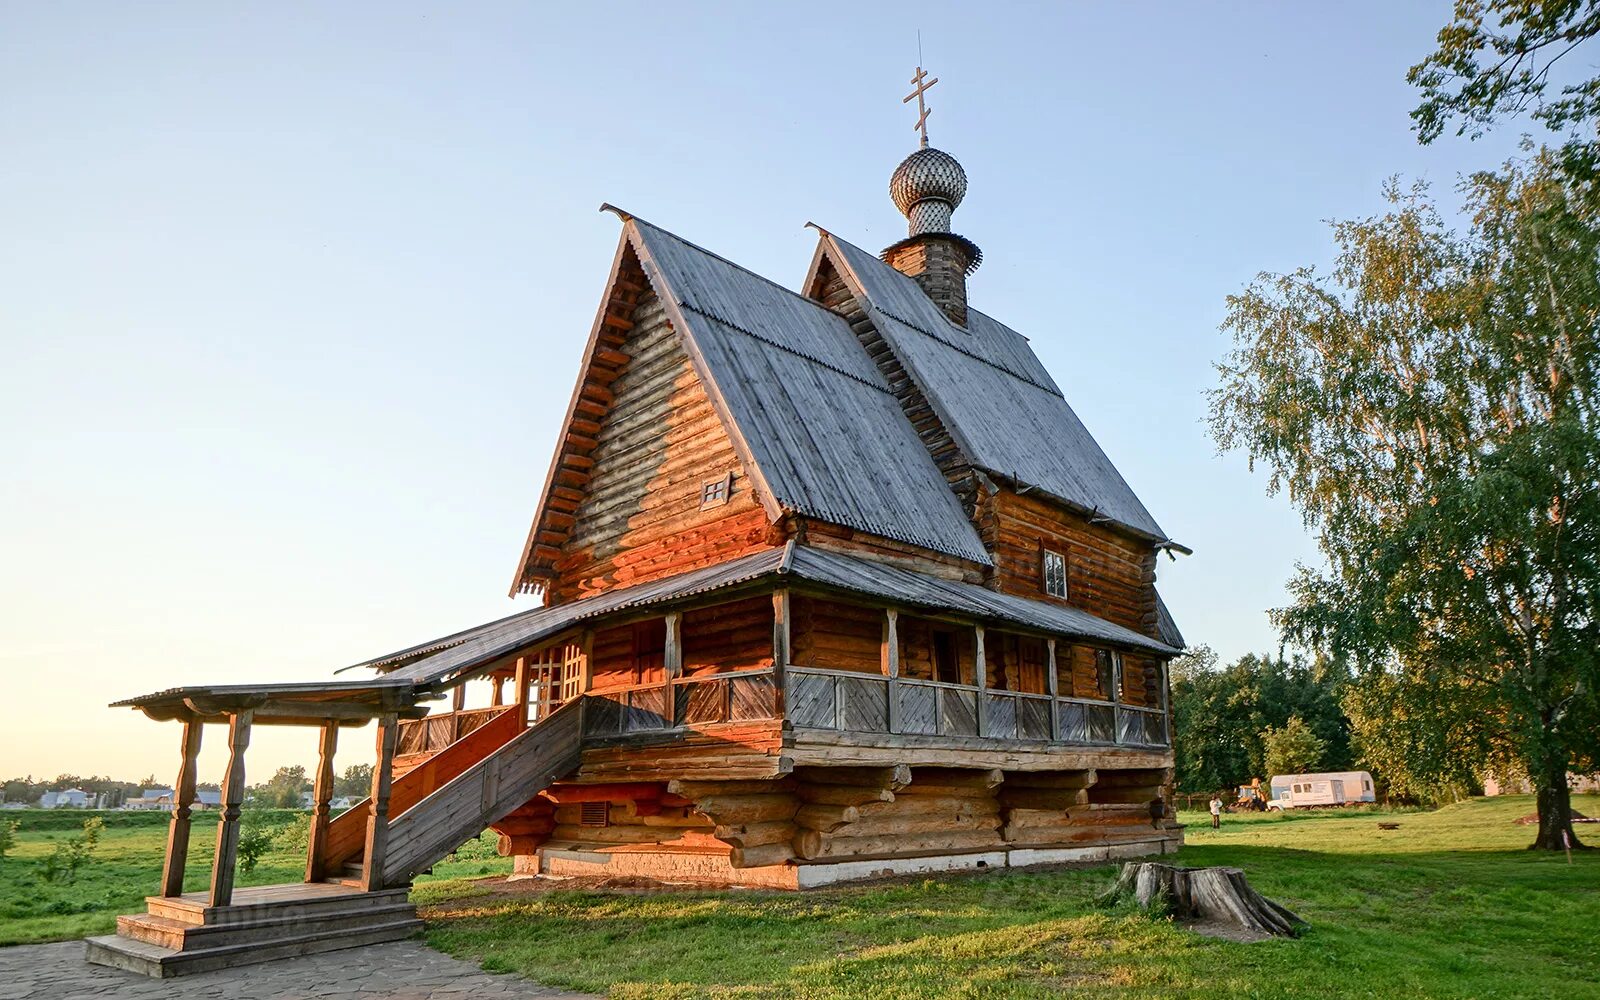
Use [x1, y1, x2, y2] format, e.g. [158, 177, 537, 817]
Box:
[677, 300, 891, 394]
[868, 304, 1062, 396]
[628, 215, 855, 325]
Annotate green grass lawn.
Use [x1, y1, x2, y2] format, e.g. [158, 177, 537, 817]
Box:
[0, 809, 509, 945]
[2, 798, 1595, 998]
[414, 795, 1600, 1000]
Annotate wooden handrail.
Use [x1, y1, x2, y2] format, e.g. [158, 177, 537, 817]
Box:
[323, 705, 521, 876]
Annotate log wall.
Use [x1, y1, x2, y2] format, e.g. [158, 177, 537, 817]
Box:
[683, 596, 774, 675]
[532, 765, 1174, 871]
[978, 488, 1160, 640]
[551, 290, 778, 602]
[791, 596, 882, 673]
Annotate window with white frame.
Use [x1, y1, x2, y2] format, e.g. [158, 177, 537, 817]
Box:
[1042, 549, 1067, 599]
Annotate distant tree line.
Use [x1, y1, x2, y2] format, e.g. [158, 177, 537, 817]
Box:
[1170, 646, 1356, 796]
[3, 763, 371, 808]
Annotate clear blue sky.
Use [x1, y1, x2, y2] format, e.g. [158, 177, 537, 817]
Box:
[0, 3, 1532, 783]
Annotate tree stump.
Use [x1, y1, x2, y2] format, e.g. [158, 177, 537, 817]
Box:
[1100, 862, 1306, 938]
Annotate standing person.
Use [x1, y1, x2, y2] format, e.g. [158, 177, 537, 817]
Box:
[1209, 794, 1223, 830]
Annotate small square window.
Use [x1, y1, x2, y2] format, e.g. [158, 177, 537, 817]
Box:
[699, 472, 733, 509]
[1042, 549, 1067, 599]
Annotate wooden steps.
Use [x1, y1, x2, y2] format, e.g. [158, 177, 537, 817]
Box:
[84, 884, 421, 979]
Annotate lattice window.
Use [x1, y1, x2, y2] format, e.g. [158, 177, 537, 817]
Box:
[1042, 549, 1067, 599]
[699, 471, 733, 509]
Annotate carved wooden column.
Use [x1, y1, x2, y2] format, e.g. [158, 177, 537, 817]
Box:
[451, 683, 467, 741]
[882, 609, 901, 734]
[304, 720, 339, 883]
[360, 713, 398, 892]
[160, 719, 203, 897]
[973, 625, 987, 738]
[663, 612, 682, 727]
[209, 711, 252, 907]
[1046, 639, 1061, 742]
[771, 589, 791, 720]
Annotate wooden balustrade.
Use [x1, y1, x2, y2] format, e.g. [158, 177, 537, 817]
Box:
[581, 668, 778, 738]
[784, 666, 1169, 749]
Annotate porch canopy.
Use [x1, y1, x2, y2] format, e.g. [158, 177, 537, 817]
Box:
[112, 677, 431, 725]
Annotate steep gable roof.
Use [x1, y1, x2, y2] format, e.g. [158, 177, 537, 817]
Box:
[510, 213, 991, 595]
[812, 232, 1171, 545]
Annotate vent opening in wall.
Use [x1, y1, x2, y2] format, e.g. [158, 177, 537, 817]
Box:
[699, 471, 734, 509]
[579, 801, 610, 827]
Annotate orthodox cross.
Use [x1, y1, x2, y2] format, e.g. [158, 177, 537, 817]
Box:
[903, 66, 939, 149]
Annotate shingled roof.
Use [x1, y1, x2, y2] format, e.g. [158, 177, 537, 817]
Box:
[813, 232, 1171, 544]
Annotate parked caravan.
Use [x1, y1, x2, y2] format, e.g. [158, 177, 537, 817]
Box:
[1267, 771, 1376, 810]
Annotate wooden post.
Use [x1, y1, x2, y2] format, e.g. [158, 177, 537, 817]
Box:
[772, 589, 791, 720]
[513, 656, 531, 728]
[209, 711, 252, 907]
[491, 675, 505, 707]
[579, 629, 595, 695]
[1046, 639, 1061, 742]
[882, 609, 901, 734]
[973, 624, 987, 738]
[451, 683, 467, 741]
[160, 719, 203, 897]
[361, 713, 398, 892]
[663, 612, 682, 727]
[304, 721, 339, 883]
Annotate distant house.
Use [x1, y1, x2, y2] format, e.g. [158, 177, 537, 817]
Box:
[1483, 772, 1600, 796]
[40, 788, 89, 808]
[329, 795, 362, 811]
[124, 787, 174, 810]
[1268, 772, 1376, 809]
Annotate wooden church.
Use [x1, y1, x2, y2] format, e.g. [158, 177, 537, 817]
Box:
[90, 77, 1188, 975]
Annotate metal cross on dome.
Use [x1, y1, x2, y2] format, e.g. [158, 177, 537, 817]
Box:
[903, 65, 939, 149]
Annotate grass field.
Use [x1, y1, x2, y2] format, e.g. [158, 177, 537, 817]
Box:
[415, 795, 1600, 1000]
[0, 808, 508, 945]
[1, 797, 1595, 998]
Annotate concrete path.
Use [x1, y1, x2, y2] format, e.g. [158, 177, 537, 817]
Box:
[0, 940, 599, 1000]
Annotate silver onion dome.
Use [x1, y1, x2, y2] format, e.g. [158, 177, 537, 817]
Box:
[890, 147, 967, 236]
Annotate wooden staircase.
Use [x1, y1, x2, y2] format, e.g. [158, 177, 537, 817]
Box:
[85, 884, 421, 978]
[86, 699, 584, 977]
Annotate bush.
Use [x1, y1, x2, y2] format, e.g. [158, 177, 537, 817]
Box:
[39, 817, 103, 884]
[236, 813, 281, 875]
[0, 819, 17, 859]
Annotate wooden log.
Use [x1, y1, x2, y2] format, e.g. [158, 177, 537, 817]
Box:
[1001, 789, 1088, 811]
[713, 821, 795, 848]
[794, 765, 910, 789]
[896, 783, 999, 799]
[794, 803, 860, 832]
[1086, 787, 1163, 805]
[692, 794, 799, 824]
[844, 813, 1001, 838]
[795, 783, 894, 806]
[730, 842, 794, 868]
[1100, 862, 1306, 938]
[668, 778, 793, 798]
[1094, 769, 1171, 787]
[1002, 770, 1097, 789]
[803, 829, 1002, 860]
[907, 767, 1003, 789]
[857, 796, 983, 819]
[1002, 807, 1073, 829]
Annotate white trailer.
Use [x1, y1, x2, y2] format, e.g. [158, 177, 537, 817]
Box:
[1267, 771, 1376, 810]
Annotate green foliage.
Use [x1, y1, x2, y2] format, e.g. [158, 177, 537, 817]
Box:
[235, 812, 281, 875]
[1170, 645, 1352, 792]
[40, 817, 103, 884]
[253, 765, 309, 809]
[0, 819, 18, 860]
[335, 763, 372, 799]
[272, 812, 311, 854]
[1411, 1, 1600, 186]
[1210, 153, 1600, 846]
[1261, 716, 1329, 778]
